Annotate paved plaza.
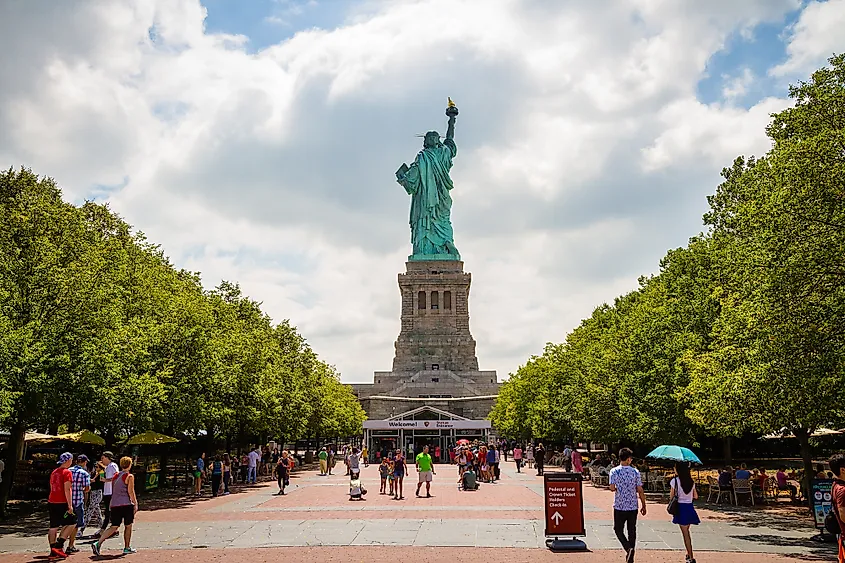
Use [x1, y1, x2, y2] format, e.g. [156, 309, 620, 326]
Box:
[0, 463, 835, 561]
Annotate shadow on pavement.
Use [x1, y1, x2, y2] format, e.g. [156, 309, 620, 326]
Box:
[702, 502, 816, 532]
[726, 533, 836, 561]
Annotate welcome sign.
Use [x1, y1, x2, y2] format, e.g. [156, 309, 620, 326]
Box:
[363, 419, 492, 430]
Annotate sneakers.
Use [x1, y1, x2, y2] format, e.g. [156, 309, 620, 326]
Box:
[123, 547, 137, 554]
[91, 542, 101, 556]
[65, 546, 80, 553]
[49, 547, 67, 558]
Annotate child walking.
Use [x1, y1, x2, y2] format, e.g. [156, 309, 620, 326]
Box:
[379, 458, 390, 494]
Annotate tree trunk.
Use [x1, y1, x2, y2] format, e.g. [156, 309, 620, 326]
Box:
[104, 429, 117, 451]
[795, 427, 814, 511]
[722, 436, 732, 465]
[206, 426, 215, 454]
[0, 422, 26, 518]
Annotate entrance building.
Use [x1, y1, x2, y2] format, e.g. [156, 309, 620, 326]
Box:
[364, 406, 492, 464]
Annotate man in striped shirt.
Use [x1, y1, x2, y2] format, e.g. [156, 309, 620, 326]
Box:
[67, 455, 90, 553]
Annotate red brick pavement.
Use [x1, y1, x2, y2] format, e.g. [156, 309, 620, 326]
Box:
[0, 546, 801, 563]
[135, 465, 810, 527]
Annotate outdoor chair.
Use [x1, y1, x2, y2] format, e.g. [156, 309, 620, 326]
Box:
[733, 478, 754, 505]
[707, 475, 733, 504]
[647, 473, 666, 494]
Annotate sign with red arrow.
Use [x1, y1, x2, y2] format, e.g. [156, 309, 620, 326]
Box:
[543, 472, 585, 537]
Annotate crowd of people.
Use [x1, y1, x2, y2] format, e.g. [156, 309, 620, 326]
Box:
[39, 440, 845, 563]
[42, 443, 303, 559]
[46, 451, 138, 559]
[191, 446, 303, 497]
[711, 463, 823, 504]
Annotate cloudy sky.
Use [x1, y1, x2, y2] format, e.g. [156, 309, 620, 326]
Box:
[1, 0, 843, 383]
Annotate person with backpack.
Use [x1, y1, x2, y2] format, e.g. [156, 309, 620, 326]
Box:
[562, 445, 573, 472]
[275, 452, 291, 495]
[669, 462, 700, 563]
[828, 453, 845, 563]
[209, 455, 223, 497]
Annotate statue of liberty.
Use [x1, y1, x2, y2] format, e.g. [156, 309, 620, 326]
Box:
[395, 99, 461, 261]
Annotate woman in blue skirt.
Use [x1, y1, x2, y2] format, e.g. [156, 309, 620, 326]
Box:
[670, 462, 700, 563]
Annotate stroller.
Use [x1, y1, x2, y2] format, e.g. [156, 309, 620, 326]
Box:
[349, 468, 367, 501]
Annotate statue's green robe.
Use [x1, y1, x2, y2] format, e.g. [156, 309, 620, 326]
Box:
[397, 138, 460, 259]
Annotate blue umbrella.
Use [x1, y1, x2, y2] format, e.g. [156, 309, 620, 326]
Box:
[646, 445, 702, 465]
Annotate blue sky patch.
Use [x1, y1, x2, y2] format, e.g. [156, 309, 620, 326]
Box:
[696, 8, 802, 108]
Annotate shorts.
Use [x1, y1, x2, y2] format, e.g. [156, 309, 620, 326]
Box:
[394, 470, 405, 479]
[194, 471, 203, 479]
[110, 504, 135, 527]
[418, 471, 433, 483]
[49, 503, 78, 528]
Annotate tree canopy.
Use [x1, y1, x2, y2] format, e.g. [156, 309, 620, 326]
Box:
[491, 55, 845, 495]
[0, 167, 365, 512]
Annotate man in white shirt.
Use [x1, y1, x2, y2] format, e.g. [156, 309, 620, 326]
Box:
[99, 452, 119, 538]
[247, 447, 261, 484]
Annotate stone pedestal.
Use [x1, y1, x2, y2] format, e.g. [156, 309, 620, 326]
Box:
[393, 260, 478, 373]
[352, 260, 499, 420]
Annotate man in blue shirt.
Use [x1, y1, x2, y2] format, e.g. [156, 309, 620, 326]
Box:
[486, 446, 497, 483]
[194, 453, 205, 496]
[735, 463, 751, 480]
[609, 448, 646, 563]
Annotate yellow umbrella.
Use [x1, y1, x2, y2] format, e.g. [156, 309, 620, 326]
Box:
[127, 431, 179, 445]
[27, 430, 105, 446]
[24, 432, 58, 441]
[59, 430, 106, 445]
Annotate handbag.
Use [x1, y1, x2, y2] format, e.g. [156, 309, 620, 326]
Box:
[667, 495, 679, 516]
[666, 477, 680, 515]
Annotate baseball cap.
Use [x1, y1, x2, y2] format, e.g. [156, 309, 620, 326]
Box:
[102, 451, 114, 460]
[57, 452, 73, 465]
[77, 454, 89, 463]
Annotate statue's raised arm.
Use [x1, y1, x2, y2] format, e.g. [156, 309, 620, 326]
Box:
[394, 99, 462, 261]
[446, 97, 458, 140]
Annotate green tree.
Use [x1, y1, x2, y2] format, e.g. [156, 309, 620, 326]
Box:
[691, 54, 845, 498]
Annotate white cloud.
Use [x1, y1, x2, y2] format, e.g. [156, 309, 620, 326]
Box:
[722, 67, 755, 101]
[771, 0, 845, 76]
[641, 96, 786, 172]
[0, 0, 806, 382]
